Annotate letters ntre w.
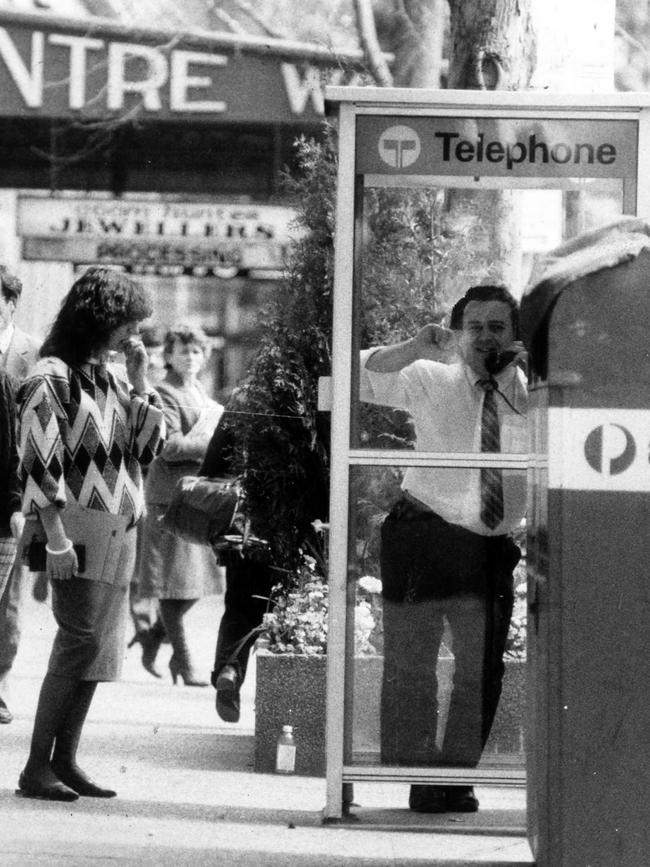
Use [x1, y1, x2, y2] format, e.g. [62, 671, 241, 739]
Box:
[435, 132, 617, 170]
[0, 26, 327, 115]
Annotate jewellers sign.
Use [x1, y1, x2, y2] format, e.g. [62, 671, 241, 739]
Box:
[357, 116, 637, 178]
[0, 15, 362, 123]
[18, 196, 300, 274]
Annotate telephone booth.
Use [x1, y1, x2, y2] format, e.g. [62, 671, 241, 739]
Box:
[322, 86, 650, 853]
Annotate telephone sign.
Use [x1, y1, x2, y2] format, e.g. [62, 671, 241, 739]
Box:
[356, 116, 638, 179]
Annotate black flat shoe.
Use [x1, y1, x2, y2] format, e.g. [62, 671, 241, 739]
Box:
[408, 784, 447, 813]
[445, 786, 479, 812]
[215, 665, 241, 723]
[16, 770, 79, 802]
[51, 762, 116, 798]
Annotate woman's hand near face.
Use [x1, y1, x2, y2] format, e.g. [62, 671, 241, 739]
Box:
[123, 336, 149, 393]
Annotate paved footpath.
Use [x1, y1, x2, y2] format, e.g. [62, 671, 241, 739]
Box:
[0, 590, 534, 866]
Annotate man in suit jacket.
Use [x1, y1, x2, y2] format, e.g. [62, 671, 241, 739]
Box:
[0, 265, 40, 724]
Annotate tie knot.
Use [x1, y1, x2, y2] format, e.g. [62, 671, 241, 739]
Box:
[477, 377, 498, 393]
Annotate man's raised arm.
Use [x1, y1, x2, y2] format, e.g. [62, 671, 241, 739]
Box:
[365, 324, 456, 372]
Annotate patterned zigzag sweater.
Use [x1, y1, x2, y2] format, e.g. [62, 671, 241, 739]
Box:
[17, 357, 165, 525]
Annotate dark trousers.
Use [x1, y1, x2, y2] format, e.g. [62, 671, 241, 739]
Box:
[379, 502, 519, 767]
[212, 554, 274, 687]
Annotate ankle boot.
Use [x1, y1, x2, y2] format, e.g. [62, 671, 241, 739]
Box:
[128, 619, 165, 679]
[160, 599, 208, 687]
[169, 654, 209, 687]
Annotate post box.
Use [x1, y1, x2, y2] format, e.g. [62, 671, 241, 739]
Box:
[520, 218, 650, 867]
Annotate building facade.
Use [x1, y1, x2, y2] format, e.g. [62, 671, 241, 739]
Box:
[0, 5, 364, 395]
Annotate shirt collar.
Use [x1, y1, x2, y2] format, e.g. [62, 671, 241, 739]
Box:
[0, 323, 15, 354]
[462, 360, 517, 389]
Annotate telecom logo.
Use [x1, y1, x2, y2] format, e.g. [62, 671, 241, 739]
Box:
[378, 125, 421, 168]
[584, 423, 636, 475]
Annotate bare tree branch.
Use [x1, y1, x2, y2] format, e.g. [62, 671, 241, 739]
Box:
[219, 0, 290, 40]
[354, 0, 394, 86]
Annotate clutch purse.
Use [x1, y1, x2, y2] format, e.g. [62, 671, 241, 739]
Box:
[20, 504, 129, 584]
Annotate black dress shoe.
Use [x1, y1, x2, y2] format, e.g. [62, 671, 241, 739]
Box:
[408, 784, 447, 813]
[16, 770, 79, 802]
[51, 761, 116, 798]
[0, 696, 13, 724]
[445, 786, 479, 812]
[215, 664, 241, 723]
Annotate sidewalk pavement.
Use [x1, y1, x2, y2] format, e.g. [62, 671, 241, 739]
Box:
[0, 591, 534, 866]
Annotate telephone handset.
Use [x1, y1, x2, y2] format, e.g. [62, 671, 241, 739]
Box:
[484, 349, 518, 375]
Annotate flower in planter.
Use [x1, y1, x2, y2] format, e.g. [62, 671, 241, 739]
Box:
[505, 577, 527, 660]
[262, 574, 329, 655]
[260, 559, 381, 656]
[356, 575, 383, 655]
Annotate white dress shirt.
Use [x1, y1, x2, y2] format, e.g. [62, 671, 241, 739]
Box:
[359, 349, 528, 535]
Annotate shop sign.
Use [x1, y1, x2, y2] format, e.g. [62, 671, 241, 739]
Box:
[18, 196, 300, 274]
[0, 18, 362, 123]
[356, 116, 637, 178]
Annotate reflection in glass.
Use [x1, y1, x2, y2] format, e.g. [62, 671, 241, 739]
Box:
[352, 182, 623, 451]
[346, 466, 527, 769]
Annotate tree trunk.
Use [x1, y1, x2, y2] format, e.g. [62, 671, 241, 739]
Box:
[393, 0, 448, 87]
[447, 0, 536, 89]
[444, 0, 537, 291]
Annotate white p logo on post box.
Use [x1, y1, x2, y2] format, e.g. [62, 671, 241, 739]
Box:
[548, 408, 649, 490]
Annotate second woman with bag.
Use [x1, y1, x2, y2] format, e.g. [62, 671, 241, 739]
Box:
[136, 325, 224, 685]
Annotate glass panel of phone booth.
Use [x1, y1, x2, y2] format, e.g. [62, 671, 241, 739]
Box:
[350, 180, 625, 453]
[344, 464, 527, 773]
[344, 176, 624, 779]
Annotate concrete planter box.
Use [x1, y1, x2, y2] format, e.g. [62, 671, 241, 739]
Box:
[255, 652, 525, 776]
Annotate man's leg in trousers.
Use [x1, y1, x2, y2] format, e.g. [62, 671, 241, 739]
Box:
[481, 567, 515, 747]
[212, 556, 273, 686]
[439, 593, 487, 766]
[381, 598, 445, 765]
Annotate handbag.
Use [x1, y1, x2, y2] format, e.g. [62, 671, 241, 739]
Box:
[159, 475, 242, 547]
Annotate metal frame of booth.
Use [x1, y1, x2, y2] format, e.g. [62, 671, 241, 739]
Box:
[322, 87, 650, 823]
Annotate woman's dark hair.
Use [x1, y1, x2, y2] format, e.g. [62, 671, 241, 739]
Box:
[40, 267, 153, 366]
[449, 284, 520, 338]
[163, 324, 209, 368]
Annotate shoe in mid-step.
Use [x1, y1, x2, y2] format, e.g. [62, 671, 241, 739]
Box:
[215, 664, 241, 723]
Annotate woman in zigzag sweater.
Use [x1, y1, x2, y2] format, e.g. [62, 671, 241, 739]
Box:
[15, 267, 165, 802]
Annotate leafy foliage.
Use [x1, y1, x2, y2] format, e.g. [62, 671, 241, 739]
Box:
[226, 130, 337, 571]
[228, 121, 525, 661]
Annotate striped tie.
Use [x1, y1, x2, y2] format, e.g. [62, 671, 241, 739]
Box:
[478, 378, 504, 530]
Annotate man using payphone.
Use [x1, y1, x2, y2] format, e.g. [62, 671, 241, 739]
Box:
[360, 284, 527, 813]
